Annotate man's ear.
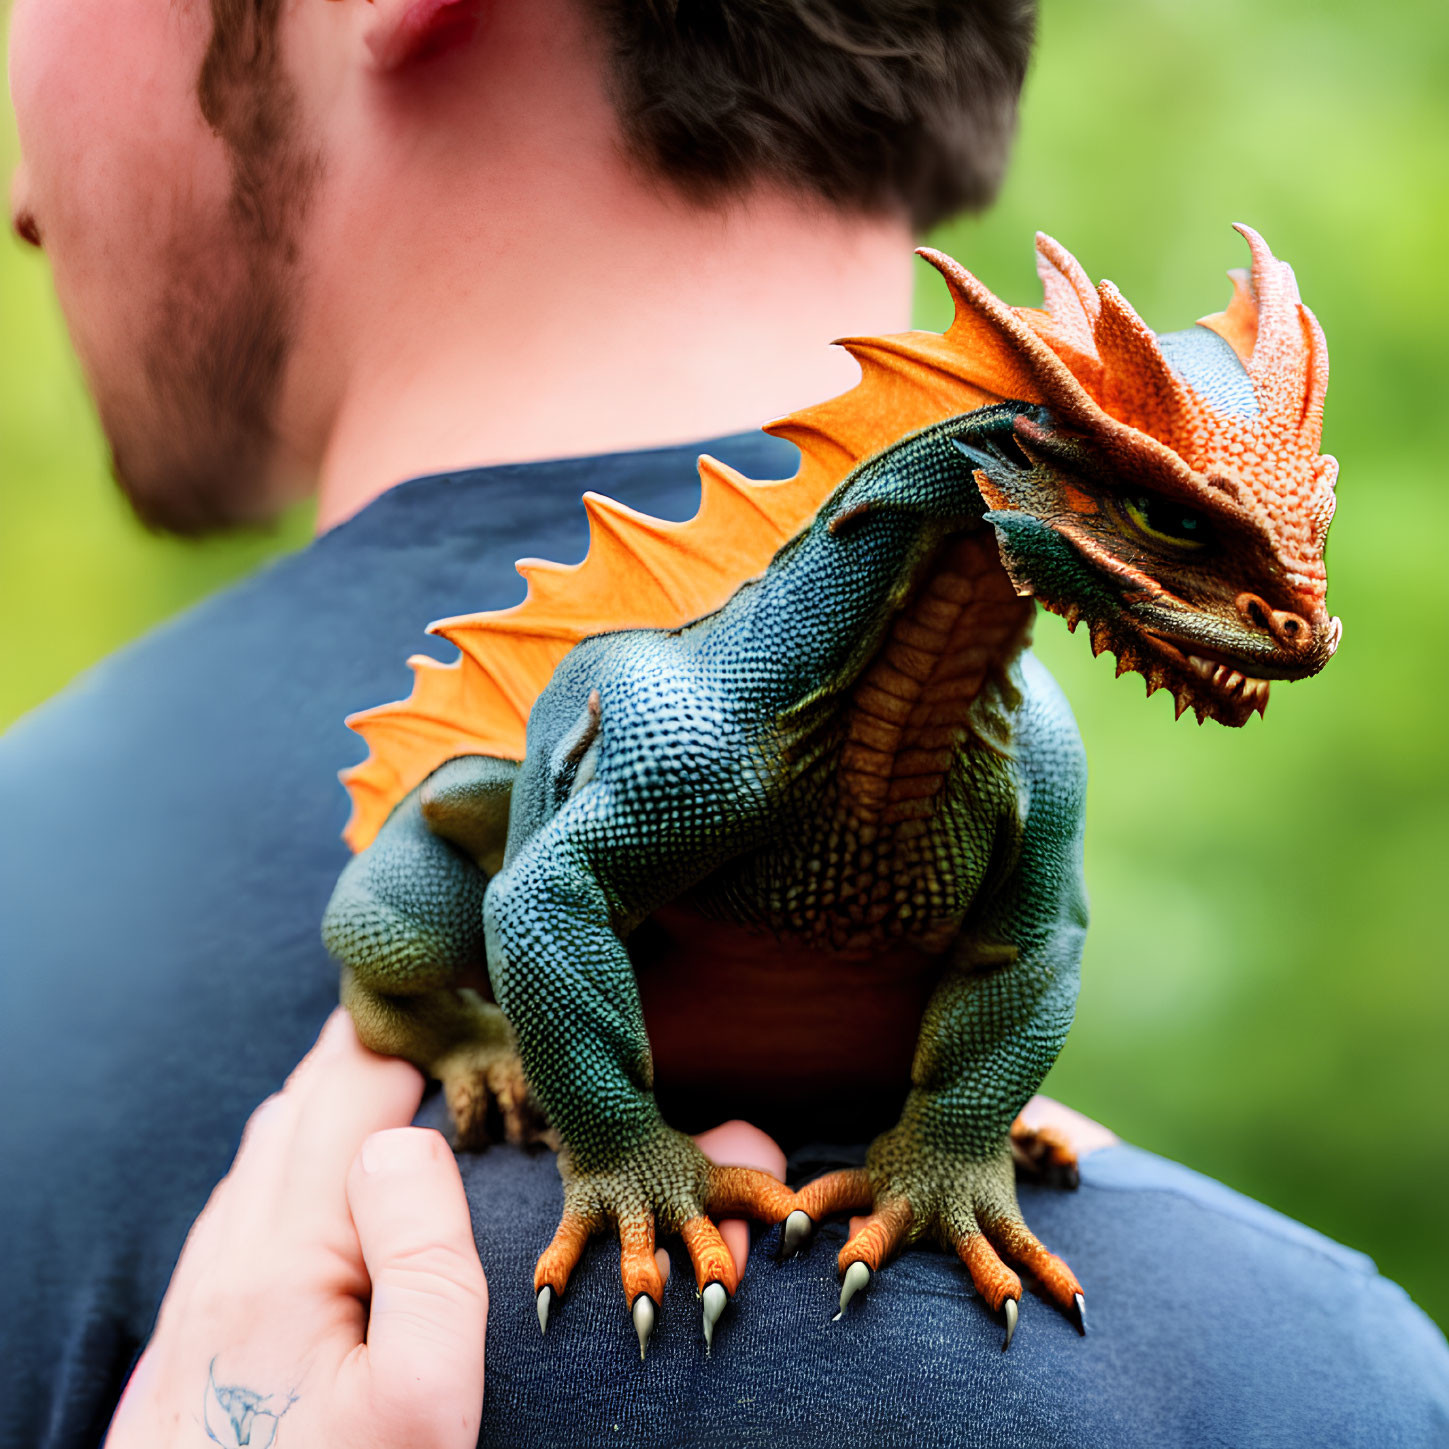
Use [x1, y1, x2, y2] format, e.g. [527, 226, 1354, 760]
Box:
[362, 0, 487, 72]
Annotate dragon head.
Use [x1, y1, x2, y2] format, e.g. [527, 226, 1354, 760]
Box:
[938, 226, 1340, 725]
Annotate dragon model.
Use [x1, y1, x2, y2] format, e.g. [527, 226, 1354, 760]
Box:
[323, 227, 1339, 1354]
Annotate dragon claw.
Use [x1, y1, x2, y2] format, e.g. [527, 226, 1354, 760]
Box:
[533, 1133, 793, 1355]
[632, 1295, 656, 1360]
[833, 1260, 871, 1319]
[781, 1208, 814, 1258]
[701, 1281, 728, 1351]
[803, 1132, 1085, 1341]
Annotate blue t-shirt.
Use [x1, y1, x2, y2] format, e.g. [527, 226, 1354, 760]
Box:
[2, 434, 1446, 1449]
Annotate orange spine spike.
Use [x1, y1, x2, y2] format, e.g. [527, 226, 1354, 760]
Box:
[1031, 232, 1102, 376]
[1092, 281, 1197, 437]
[1234, 223, 1313, 427]
[508, 557, 582, 622]
[918, 248, 1061, 405]
[1035, 232, 1100, 330]
[578, 493, 701, 615]
[1199, 268, 1259, 364]
[1296, 302, 1331, 444]
[340, 652, 531, 852]
[695, 455, 810, 538]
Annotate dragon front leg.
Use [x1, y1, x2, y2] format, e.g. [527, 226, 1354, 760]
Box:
[486, 828, 798, 1356]
[796, 721, 1091, 1347]
[797, 956, 1086, 1347]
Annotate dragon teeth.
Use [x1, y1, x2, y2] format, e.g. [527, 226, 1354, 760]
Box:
[1187, 652, 1268, 704]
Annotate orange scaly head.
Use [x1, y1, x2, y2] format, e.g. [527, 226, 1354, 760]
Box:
[949, 224, 1341, 724]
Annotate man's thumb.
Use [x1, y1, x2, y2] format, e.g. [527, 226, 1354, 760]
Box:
[345, 1128, 487, 1447]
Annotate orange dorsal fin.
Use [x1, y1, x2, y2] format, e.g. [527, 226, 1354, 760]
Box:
[338, 469, 832, 850]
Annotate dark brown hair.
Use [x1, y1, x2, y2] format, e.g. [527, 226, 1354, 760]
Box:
[590, 1, 1036, 229]
[200, 0, 1036, 232]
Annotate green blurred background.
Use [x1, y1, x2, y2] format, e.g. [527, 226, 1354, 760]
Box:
[3, 0, 1446, 1327]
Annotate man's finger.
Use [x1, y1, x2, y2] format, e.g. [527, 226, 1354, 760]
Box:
[342, 1128, 487, 1449]
[221, 1012, 375, 1228]
[201, 1090, 296, 1243]
[694, 1120, 788, 1280]
[1015, 1093, 1118, 1157]
[282, 1013, 427, 1220]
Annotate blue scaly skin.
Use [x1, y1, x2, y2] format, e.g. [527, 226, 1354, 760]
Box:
[325, 317, 1340, 1352]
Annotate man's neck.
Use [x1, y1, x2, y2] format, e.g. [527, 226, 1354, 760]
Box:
[306, 194, 915, 533]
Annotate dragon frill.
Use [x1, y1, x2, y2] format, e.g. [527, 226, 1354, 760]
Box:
[341, 226, 1339, 852]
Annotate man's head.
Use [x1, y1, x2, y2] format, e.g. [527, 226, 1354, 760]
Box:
[8, 0, 1035, 536]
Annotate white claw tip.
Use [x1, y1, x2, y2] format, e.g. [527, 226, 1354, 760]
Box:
[701, 1281, 728, 1352]
[1002, 1296, 1019, 1351]
[536, 1285, 552, 1335]
[632, 1295, 655, 1360]
[782, 1209, 813, 1256]
[834, 1260, 871, 1319]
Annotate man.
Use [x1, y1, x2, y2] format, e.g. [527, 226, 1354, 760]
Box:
[4, 1, 1447, 1445]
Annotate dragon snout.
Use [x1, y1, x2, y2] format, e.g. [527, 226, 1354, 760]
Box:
[1234, 592, 1340, 675]
[1234, 592, 1312, 651]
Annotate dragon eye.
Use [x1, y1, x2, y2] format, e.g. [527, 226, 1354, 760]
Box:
[1122, 493, 1211, 549]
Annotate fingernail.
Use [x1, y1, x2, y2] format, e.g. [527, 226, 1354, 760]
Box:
[361, 1128, 436, 1174]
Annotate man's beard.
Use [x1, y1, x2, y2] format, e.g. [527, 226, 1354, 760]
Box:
[106, 61, 318, 537]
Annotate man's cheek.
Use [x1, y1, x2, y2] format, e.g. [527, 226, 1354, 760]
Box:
[10, 0, 228, 257]
[10, 0, 233, 372]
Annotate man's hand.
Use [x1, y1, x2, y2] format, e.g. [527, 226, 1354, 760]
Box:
[105, 1010, 488, 1449]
